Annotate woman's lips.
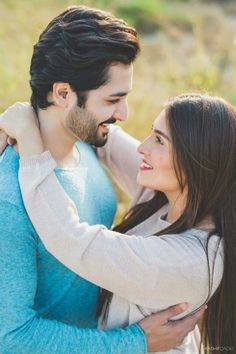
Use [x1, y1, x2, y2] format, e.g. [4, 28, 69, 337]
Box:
[139, 160, 153, 171]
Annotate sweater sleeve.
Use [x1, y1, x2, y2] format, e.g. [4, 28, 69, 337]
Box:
[0, 199, 146, 354]
[97, 126, 142, 198]
[19, 152, 223, 311]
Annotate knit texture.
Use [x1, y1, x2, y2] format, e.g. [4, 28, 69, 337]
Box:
[0, 143, 146, 354]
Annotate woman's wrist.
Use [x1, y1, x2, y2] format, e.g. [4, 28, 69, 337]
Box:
[16, 125, 45, 157]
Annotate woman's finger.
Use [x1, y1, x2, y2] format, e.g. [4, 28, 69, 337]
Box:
[0, 131, 8, 154]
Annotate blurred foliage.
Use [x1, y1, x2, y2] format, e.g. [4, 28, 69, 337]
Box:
[1, 0, 236, 221]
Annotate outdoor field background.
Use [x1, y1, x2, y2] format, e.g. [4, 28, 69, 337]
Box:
[1, 0, 236, 222]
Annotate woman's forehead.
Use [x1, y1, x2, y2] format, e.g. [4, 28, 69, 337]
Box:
[153, 110, 167, 131]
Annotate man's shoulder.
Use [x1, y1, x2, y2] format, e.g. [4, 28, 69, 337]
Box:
[0, 149, 34, 235]
[0, 146, 24, 208]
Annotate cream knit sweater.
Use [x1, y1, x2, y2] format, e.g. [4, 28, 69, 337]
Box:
[18, 126, 223, 354]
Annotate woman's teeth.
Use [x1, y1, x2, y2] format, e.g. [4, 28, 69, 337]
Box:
[143, 162, 153, 169]
[140, 161, 153, 170]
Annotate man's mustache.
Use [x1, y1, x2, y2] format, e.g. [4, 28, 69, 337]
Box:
[100, 117, 117, 125]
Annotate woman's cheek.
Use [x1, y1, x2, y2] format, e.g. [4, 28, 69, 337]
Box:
[151, 152, 168, 170]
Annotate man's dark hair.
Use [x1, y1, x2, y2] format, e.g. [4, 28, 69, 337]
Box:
[30, 5, 140, 111]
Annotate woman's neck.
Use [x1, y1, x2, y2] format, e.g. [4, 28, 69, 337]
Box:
[165, 190, 187, 223]
[165, 191, 215, 231]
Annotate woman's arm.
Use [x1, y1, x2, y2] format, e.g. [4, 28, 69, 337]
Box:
[19, 152, 222, 310]
[0, 105, 222, 311]
[0, 200, 147, 354]
[0, 102, 44, 156]
[97, 126, 142, 198]
[0, 103, 208, 352]
[0, 104, 141, 198]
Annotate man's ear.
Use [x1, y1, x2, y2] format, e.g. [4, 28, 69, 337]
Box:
[52, 82, 74, 108]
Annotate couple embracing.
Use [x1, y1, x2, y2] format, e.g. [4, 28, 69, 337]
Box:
[0, 5, 235, 354]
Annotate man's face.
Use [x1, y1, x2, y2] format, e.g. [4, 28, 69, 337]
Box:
[65, 63, 133, 147]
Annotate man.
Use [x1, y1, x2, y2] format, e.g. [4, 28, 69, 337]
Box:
[0, 6, 204, 353]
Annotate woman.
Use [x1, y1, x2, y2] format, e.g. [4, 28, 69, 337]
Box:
[1, 93, 235, 353]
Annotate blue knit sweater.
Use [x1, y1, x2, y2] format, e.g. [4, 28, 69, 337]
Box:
[0, 143, 146, 354]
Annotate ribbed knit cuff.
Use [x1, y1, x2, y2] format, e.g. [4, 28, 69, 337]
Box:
[19, 151, 57, 169]
[126, 324, 147, 354]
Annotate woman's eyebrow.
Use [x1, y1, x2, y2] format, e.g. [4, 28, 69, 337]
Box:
[152, 126, 171, 141]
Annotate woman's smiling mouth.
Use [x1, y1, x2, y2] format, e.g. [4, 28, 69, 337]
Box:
[139, 160, 153, 171]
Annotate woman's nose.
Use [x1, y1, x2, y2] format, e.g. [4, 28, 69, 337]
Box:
[138, 136, 150, 155]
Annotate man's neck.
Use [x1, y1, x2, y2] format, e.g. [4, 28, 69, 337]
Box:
[37, 107, 80, 168]
[11, 106, 80, 168]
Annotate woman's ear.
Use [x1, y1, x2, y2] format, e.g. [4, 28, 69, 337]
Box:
[51, 82, 74, 108]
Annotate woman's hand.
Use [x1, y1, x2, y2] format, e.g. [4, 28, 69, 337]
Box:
[0, 102, 44, 157]
[0, 130, 8, 153]
[0, 102, 38, 141]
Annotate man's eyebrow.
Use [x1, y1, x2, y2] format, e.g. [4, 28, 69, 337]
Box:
[152, 126, 171, 141]
[108, 92, 129, 97]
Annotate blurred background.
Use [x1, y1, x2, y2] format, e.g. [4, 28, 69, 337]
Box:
[1, 0, 236, 221]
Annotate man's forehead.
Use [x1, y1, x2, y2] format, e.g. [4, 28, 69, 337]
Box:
[108, 62, 133, 75]
[103, 63, 133, 92]
[99, 85, 132, 98]
[87, 63, 133, 98]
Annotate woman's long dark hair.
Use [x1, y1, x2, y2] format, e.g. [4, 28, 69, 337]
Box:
[98, 93, 236, 353]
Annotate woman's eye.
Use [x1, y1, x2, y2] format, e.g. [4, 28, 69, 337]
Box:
[155, 136, 164, 145]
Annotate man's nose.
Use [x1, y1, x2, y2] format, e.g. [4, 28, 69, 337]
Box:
[113, 101, 128, 122]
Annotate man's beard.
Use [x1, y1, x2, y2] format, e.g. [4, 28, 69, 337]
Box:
[65, 106, 116, 147]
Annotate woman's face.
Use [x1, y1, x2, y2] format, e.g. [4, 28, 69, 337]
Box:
[137, 110, 181, 196]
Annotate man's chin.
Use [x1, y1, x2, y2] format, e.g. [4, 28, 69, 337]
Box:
[93, 139, 108, 148]
[93, 134, 108, 147]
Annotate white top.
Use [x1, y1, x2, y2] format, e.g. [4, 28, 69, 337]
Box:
[18, 126, 224, 353]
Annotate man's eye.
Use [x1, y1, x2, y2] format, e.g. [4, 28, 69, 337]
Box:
[108, 99, 120, 104]
[155, 136, 164, 145]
